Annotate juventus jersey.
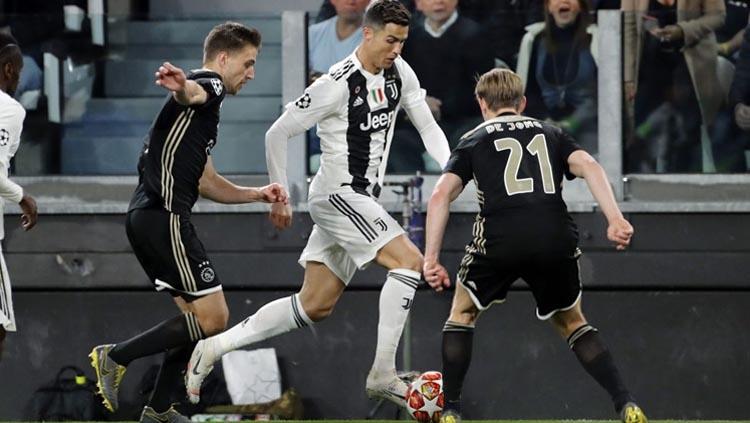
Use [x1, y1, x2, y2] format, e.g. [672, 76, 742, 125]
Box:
[286, 50, 426, 199]
[445, 113, 582, 235]
[129, 70, 226, 216]
[0, 90, 24, 240]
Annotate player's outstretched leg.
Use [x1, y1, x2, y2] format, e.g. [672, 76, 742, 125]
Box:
[187, 262, 343, 403]
[186, 293, 313, 403]
[366, 236, 422, 407]
[550, 302, 647, 423]
[91, 303, 214, 412]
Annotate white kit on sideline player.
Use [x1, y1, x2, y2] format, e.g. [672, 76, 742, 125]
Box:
[186, 0, 450, 407]
[0, 33, 38, 360]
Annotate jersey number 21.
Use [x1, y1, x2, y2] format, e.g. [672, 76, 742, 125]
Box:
[494, 134, 555, 196]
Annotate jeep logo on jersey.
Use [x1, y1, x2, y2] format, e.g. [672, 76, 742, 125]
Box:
[359, 110, 394, 132]
[210, 78, 223, 96]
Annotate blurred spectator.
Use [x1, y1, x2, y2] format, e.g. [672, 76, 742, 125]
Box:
[715, 0, 749, 60]
[389, 0, 493, 172]
[623, 0, 725, 172]
[516, 0, 599, 153]
[707, 4, 749, 172]
[309, 0, 370, 78]
[0, 28, 42, 108]
[459, 0, 544, 68]
[316, 0, 415, 23]
[724, 17, 750, 170]
[0, 1, 65, 107]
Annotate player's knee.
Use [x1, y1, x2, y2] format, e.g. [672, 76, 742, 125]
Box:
[395, 251, 423, 273]
[551, 312, 587, 338]
[451, 307, 479, 325]
[197, 309, 229, 337]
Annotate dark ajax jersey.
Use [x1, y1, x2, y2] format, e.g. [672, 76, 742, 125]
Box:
[444, 112, 582, 244]
[129, 70, 225, 216]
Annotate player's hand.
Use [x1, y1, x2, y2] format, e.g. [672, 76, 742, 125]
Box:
[259, 183, 288, 204]
[269, 202, 293, 230]
[607, 217, 633, 250]
[18, 195, 37, 231]
[423, 259, 451, 292]
[155, 62, 187, 92]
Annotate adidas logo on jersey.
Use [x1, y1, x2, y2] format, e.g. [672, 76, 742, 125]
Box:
[359, 110, 394, 132]
[353, 96, 364, 107]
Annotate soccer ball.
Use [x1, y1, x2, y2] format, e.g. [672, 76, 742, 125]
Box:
[406, 371, 444, 422]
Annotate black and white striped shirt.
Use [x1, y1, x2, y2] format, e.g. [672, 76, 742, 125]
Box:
[287, 51, 426, 199]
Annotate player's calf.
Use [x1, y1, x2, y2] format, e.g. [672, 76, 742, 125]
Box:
[566, 324, 636, 413]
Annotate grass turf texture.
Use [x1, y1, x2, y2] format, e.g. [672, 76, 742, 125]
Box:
[19, 420, 746, 423]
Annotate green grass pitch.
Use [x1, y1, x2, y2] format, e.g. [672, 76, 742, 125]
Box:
[18, 420, 744, 423]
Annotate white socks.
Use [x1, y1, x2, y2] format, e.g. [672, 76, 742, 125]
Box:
[370, 268, 420, 378]
[216, 294, 312, 356]
[211, 268, 420, 381]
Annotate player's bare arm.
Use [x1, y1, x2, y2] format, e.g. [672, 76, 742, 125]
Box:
[567, 150, 634, 250]
[199, 156, 288, 204]
[155, 61, 209, 106]
[424, 172, 464, 291]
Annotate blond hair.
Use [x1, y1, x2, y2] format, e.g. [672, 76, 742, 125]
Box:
[475, 68, 524, 111]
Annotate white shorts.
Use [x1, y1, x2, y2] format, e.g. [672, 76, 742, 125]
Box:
[298, 189, 404, 284]
[0, 246, 15, 332]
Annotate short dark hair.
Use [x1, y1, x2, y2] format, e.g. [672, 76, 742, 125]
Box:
[0, 32, 22, 67]
[203, 22, 262, 62]
[363, 0, 411, 29]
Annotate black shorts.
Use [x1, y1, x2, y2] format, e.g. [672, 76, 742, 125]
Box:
[126, 207, 221, 300]
[456, 244, 582, 320]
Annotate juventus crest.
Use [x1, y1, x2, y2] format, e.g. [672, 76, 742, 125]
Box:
[386, 80, 399, 100]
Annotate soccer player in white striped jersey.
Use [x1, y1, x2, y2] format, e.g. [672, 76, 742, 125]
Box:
[186, 0, 451, 408]
[0, 33, 38, 362]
